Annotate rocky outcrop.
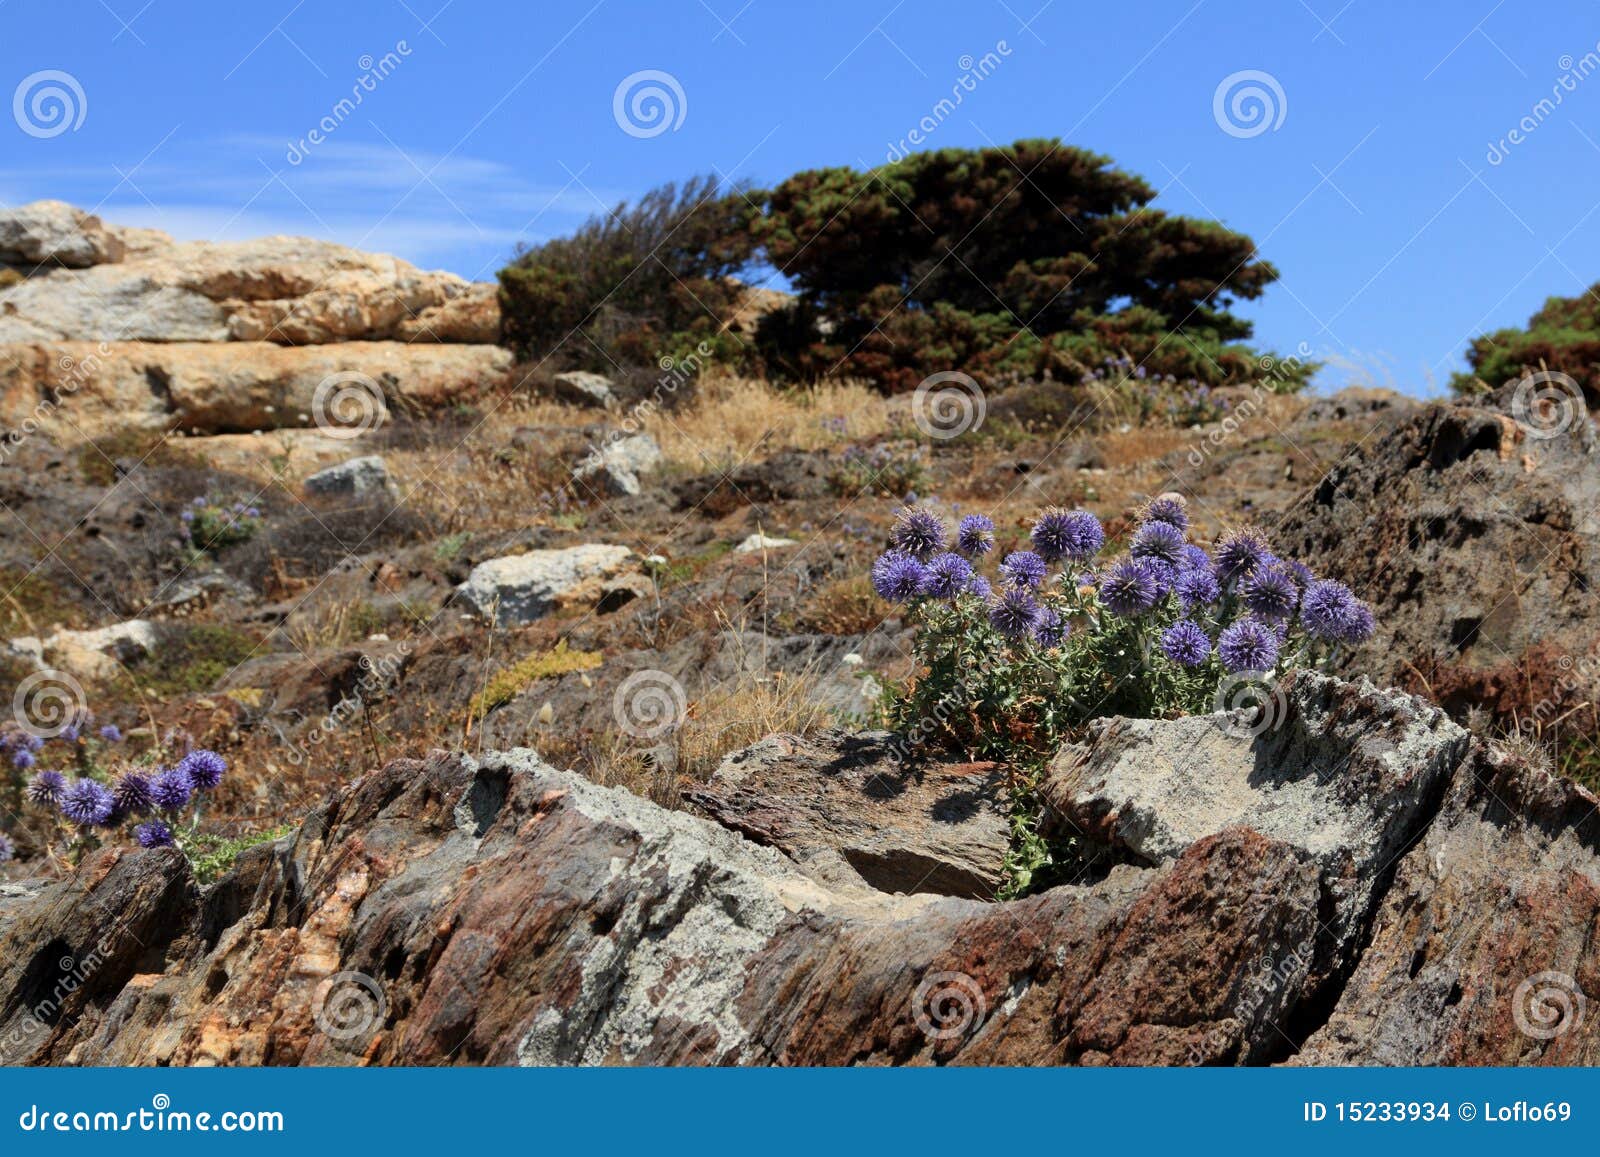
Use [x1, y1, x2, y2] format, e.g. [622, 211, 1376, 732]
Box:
[0, 201, 125, 269]
[454, 545, 634, 626]
[2, 674, 1593, 1067]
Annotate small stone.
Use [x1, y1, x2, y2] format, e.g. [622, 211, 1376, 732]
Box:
[734, 533, 798, 554]
[304, 455, 394, 498]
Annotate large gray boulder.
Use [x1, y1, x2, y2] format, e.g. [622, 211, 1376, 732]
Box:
[0, 200, 125, 269]
[454, 544, 633, 626]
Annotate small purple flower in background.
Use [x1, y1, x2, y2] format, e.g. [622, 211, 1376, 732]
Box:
[150, 767, 194, 813]
[989, 588, 1041, 639]
[1280, 559, 1314, 589]
[98, 724, 122, 743]
[112, 771, 154, 817]
[1301, 579, 1357, 640]
[1241, 563, 1300, 622]
[1160, 620, 1212, 667]
[1033, 607, 1068, 648]
[27, 770, 66, 808]
[134, 821, 174, 849]
[1099, 559, 1159, 615]
[1131, 520, 1186, 566]
[178, 749, 227, 792]
[1141, 495, 1190, 530]
[965, 574, 992, 599]
[11, 748, 35, 771]
[180, 510, 195, 523]
[1215, 529, 1271, 585]
[999, 550, 1048, 590]
[921, 553, 975, 599]
[1218, 618, 1280, 674]
[1031, 508, 1104, 563]
[1338, 602, 1376, 644]
[956, 514, 996, 556]
[192, 496, 208, 507]
[0, 833, 12, 862]
[890, 507, 946, 560]
[1175, 567, 1221, 612]
[61, 780, 115, 827]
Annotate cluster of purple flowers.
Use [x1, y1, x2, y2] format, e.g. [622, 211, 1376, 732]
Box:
[0, 711, 124, 773]
[180, 495, 264, 551]
[21, 749, 227, 850]
[870, 496, 1375, 675]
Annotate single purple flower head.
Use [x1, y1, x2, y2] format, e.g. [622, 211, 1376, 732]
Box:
[150, 766, 194, 813]
[112, 771, 154, 817]
[1301, 579, 1358, 640]
[27, 770, 67, 809]
[134, 821, 175, 849]
[11, 748, 35, 771]
[1175, 566, 1221, 612]
[60, 780, 115, 827]
[871, 551, 929, 603]
[1215, 529, 1272, 585]
[1099, 559, 1160, 616]
[890, 506, 947, 560]
[921, 553, 976, 599]
[178, 749, 227, 792]
[1338, 602, 1376, 644]
[1131, 520, 1187, 566]
[192, 496, 208, 507]
[999, 550, 1048, 590]
[1031, 508, 1104, 563]
[1144, 558, 1179, 596]
[1241, 563, 1300, 622]
[1218, 618, 1281, 674]
[1033, 607, 1069, 648]
[965, 574, 992, 599]
[1281, 558, 1315, 589]
[988, 588, 1042, 639]
[1160, 620, 1212, 667]
[97, 724, 122, 743]
[956, 514, 996, 556]
[180, 510, 195, 523]
[1180, 545, 1212, 574]
[1140, 495, 1190, 530]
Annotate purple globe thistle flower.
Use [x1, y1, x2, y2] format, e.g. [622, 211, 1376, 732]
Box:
[178, 749, 227, 792]
[97, 724, 123, 743]
[1160, 620, 1212, 667]
[134, 821, 175, 849]
[0, 833, 12, 862]
[989, 588, 1042, 639]
[1031, 508, 1104, 563]
[1180, 544, 1213, 574]
[920, 552, 975, 599]
[150, 767, 194, 813]
[1131, 520, 1186, 566]
[1144, 558, 1179, 596]
[1301, 579, 1358, 640]
[1215, 529, 1271, 586]
[1338, 602, 1376, 644]
[11, 748, 35, 771]
[956, 514, 996, 556]
[60, 780, 115, 827]
[26, 770, 66, 808]
[999, 550, 1048, 590]
[1141, 495, 1190, 530]
[179, 510, 195, 524]
[1281, 558, 1315, 589]
[1175, 566, 1221, 612]
[890, 506, 947, 560]
[192, 496, 208, 507]
[871, 551, 929, 603]
[965, 574, 992, 599]
[1099, 559, 1159, 616]
[1241, 563, 1300, 623]
[1218, 618, 1281, 674]
[112, 771, 154, 817]
[1033, 607, 1068, 648]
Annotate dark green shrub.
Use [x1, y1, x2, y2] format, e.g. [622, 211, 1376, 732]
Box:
[1453, 285, 1600, 399]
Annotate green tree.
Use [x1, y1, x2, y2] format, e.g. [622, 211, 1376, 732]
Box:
[1453, 285, 1600, 400]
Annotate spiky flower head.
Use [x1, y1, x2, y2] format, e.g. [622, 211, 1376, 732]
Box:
[1031, 508, 1104, 563]
[1160, 620, 1212, 667]
[1300, 579, 1358, 640]
[1338, 602, 1376, 644]
[112, 771, 154, 818]
[966, 574, 992, 599]
[178, 749, 227, 792]
[1131, 520, 1187, 566]
[988, 588, 1042, 639]
[890, 506, 947, 560]
[1175, 566, 1221, 612]
[956, 514, 996, 556]
[1218, 618, 1281, 674]
[60, 780, 115, 827]
[1214, 529, 1272, 585]
[150, 767, 194, 813]
[134, 821, 175, 849]
[1099, 559, 1159, 616]
[1140, 494, 1190, 530]
[921, 553, 976, 599]
[999, 550, 1048, 590]
[871, 551, 929, 603]
[1241, 562, 1300, 622]
[1280, 558, 1315, 589]
[26, 769, 66, 808]
[1180, 545, 1212, 573]
[1033, 607, 1069, 648]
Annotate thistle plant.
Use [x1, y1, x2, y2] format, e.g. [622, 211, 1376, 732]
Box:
[874, 496, 1375, 764]
[181, 495, 264, 556]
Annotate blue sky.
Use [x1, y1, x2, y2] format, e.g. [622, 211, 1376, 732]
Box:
[4, 0, 1600, 394]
